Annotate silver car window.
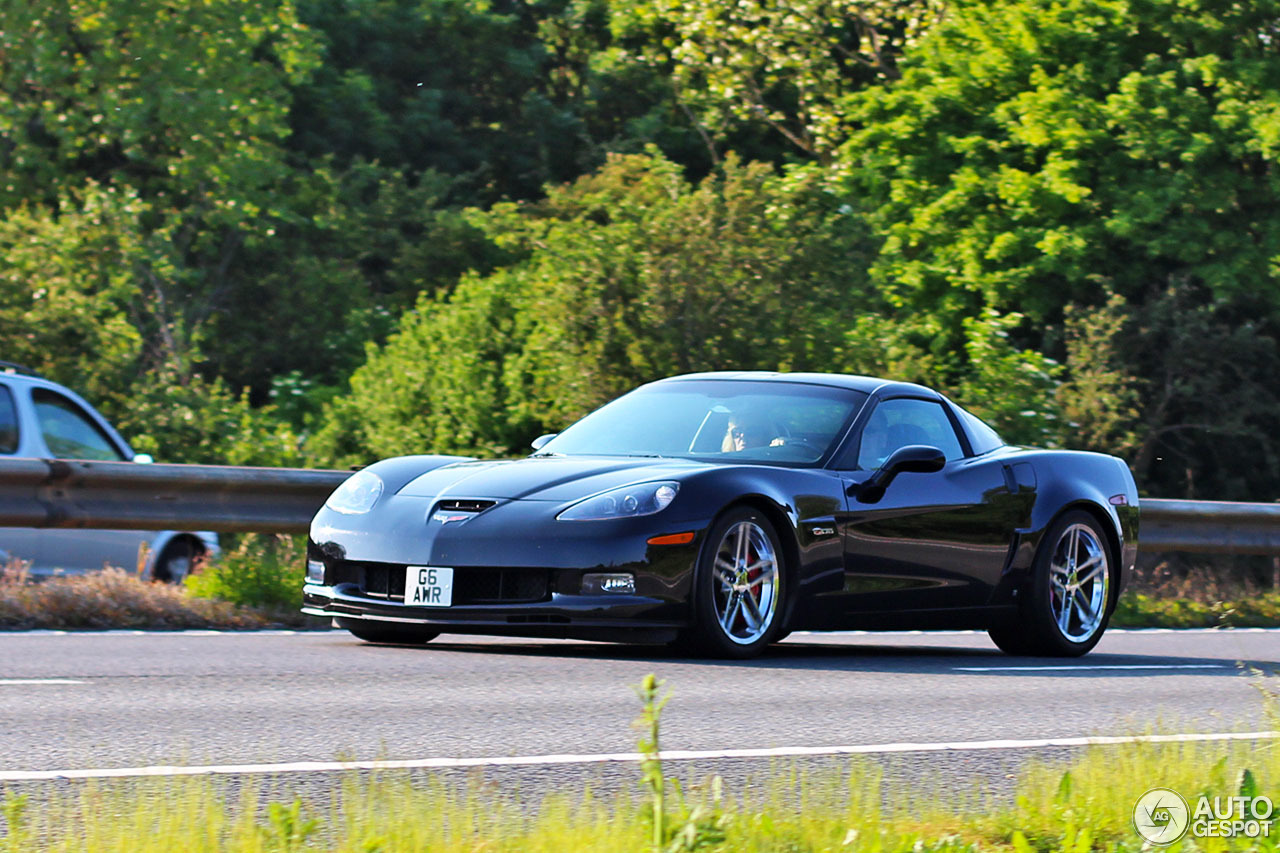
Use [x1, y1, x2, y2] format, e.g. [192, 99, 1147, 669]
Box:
[32, 389, 126, 461]
[0, 385, 17, 454]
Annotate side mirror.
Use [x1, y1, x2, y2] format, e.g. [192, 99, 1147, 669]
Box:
[851, 444, 946, 503]
[530, 433, 557, 451]
[132, 453, 154, 464]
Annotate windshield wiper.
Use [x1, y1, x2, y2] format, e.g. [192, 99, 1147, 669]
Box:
[623, 452, 666, 458]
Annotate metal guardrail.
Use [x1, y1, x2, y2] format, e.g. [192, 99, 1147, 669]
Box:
[1139, 499, 1280, 555]
[0, 458, 347, 534]
[0, 457, 1278, 554]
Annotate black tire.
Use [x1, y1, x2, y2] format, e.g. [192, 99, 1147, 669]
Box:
[687, 507, 787, 659]
[988, 510, 1116, 657]
[153, 537, 201, 583]
[335, 617, 440, 645]
[987, 621, 1039, 656]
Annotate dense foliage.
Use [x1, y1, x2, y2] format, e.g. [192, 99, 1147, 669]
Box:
[2, 0, 1278, 499]
[843, 0, 1280, 497]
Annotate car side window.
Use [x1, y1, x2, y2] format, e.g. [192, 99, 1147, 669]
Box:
[0, 385, 17, 454]
[31, 389, 126, 461]
[854, 398, 965, 470]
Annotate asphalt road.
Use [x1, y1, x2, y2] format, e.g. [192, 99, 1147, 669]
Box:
[0, 627, 1275, 789]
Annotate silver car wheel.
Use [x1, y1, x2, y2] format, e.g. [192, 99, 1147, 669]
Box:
[1047, 523, 1110, 643]
[711, 520, 779, 645]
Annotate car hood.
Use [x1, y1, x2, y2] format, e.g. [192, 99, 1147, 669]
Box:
[397, 456, 709, 502]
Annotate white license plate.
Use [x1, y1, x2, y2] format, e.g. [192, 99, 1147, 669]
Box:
[405, 566, 453, 607]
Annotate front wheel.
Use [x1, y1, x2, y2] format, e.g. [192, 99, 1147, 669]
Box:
[989, 510, 1114, 657]
[687, 507, 786, 659]
[153, 537, 201, 583]
[335, 617, 440, 645]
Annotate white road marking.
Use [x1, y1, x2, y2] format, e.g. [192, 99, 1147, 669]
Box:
[955, 664, 1234, 672]
[0, 679, 85, 685]
[1, 730, 1276, 782]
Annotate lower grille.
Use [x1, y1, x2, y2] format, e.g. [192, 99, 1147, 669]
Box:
[328, 561, 550, 605]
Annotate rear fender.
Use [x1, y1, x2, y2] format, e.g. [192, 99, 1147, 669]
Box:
[1014, 451, 1138, 594]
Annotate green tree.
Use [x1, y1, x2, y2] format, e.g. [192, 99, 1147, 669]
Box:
[0, 0, 316, 212]
[191, 164, 498, 402]
[311, 152, 876, 464]
[1121, 283, 1280, 499]
[1055, 294, 1140, 457]
[289, 0, 576, 202]
[0, 0, 331, 462]
[0, 184, 143, 404]
[840, 0, 1280, 497]
[837, 308, 1065, 447]
[844, 0, 1280, 327]
[117, 371, 306, 467]
[612, 0, 944, 159]
[0, 0, 321, 376]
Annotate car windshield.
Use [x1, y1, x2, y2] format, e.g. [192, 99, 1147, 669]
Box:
[539, 380, 868, 466]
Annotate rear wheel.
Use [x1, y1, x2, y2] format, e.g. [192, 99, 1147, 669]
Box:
[336, 617, 440, 645]
[687, 507, 786, 659]
[989, 511, 1114, 657]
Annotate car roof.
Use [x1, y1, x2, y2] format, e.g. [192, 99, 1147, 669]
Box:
[1, 367, 82, 394]
[652, 371, 939, 398]
[0, 365, 137, 457]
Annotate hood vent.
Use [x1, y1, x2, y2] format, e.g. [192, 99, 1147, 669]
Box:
[431, 498, 497, 524]
[436, 499, 496, 513]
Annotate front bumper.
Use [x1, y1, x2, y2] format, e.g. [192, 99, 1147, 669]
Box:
[303, 581, 680, 631]
[305, 489, 711, 638]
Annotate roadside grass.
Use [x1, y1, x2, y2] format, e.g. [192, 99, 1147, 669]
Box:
[0, 562, 269, 630]
[0, 533, 315, 629]
[2, 717, 1278, 851]
[1111, 591, 1280, 628]
[1113, 557, 1280, 628]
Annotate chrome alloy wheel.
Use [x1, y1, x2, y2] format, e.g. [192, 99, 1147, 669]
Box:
[711, 520, 780, 645]
[1048, 523, 1110, 643]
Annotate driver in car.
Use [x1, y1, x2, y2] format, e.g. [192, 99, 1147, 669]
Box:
[722, 412, 786, 453]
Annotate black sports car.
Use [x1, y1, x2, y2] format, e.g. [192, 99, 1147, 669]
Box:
[303, 372, 1138, 658]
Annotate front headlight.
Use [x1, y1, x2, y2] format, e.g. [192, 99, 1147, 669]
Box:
[325, 469, 385, 515]
[557, 481, 679, 521]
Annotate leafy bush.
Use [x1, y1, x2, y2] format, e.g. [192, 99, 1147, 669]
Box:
[114, 371, 306, 468]
[184, 534, 305, 613]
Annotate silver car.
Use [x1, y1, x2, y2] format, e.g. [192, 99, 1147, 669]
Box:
[0, 362, 219, 580]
